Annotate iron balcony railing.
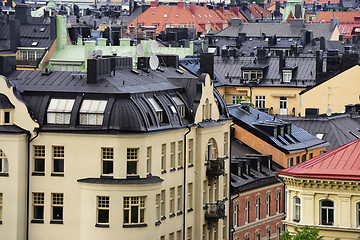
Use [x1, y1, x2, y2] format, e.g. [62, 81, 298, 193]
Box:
[206, 157, 225, 177]
[204, 201, 225, 221]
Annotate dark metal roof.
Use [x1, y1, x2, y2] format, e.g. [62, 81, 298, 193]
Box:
[77, 175, 164, 184]
[0, 94, 14, 109]
[229, 104, 329, 154]
[0, 124, 28, 134]
[198, 119, 224, 128]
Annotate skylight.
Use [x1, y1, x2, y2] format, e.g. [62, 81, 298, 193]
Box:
[163, 13, 167, 18]
[316, 133, 324, 140]
[39, 27, 45, 32]
[31, 42, 38, 47]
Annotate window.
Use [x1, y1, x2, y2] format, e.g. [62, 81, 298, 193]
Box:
[3, 110, 11, 124]
[0, 149, 8, 174]
[203, 181, 207, 205]
[172, 96, 185, 118]
[52, 146, 64, 175]
[245, 233, 250, 240]
[223, 174, 227, 198]
[276, 224, 281, 239]
[170, 142, 176, 169]
[177, 185, 182, 212]
[302, 154, 306, 162]
[266, 226, 271, 239]
[205, 138, 218, 161]
[276, 190, 281, 213]
[79, 100, 107, 125]
[294, 196, 301, 222]
[126, 148, 138, 176]
[0, 193, 2, 222]
[123, 196, 146, 225]
[148, 98, 163, 123]
[245, 197, 250, 223]
[188, 139, 193, 165]
[255, 195, 261, 220]
[34, 146, 45, 174]
[316, 133, 324, 140]
[161, 190, 165, 218]
[33, 192, 44, 221]
[177, 230, 182, 240]
[224, 132, 228, 156]
[287, 158, 293, 167]
[309, 152, 313, 159]
[97, 196, 109, 225]
[203, 224, 207, 240]
[161, 236, 165, 240]
[188, 183, 193, 210]
[223, 217, 227, 240]
[357, 202, 360, 226]
[255, 230, 261, 240]
[266, 192, 271, 217]
[169, 233, 175, 240]
[187, 226, 192, 240]
[232, 95, 242, 104]
[320, 199, 334, 225]
[243, 70, 263, 82]
[296, 156, 300, 165]
[178, 141, 183, 168]
[146, 147, 151, 174]
[102, 147, 113, 175]
[52, 193, 63, 222]
[18, 49, 44, 61]
[234, 203, 238, 227]
[161, 144, 166, 172]
[170, 188, 175, 215]
[47, 99, 75, 124]
[163, 13, 167, 18]
[255, 95, 266, 109]
[283, 70, 292, 82]
[156, 194, 160, 221]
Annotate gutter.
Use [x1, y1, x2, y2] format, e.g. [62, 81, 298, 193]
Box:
[182, 126, 191, 240]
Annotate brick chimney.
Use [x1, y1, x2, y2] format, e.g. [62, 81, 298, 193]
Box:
[150, 1, 157, 8]
[230, 7, 240, 17]
[190, 2, 196, 14]
[178, 1, 185, 9]
[219, 7, 224, 13]
[354, 16, 360, 22]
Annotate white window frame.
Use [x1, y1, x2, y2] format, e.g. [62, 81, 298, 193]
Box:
[52, 146, 64, 174]
[0, 149, 8, 174]
[0, 193, 2, 222]
[178, 141, 183, 168]
[255, 195, 261, 220]
[283, 70, 292, 82]
[188, 182, 193, 209]
[245, 197, 250, 223]
[47, 99, 75, 124]
[276, 189, 281, 214]
[51, 193, 64, 221]
[101, 147, 113, 176]
[33, 192, 44, 221]
[320, 199, 334, 225]
[126, 148, 138, 176]
[188, 139, 193, 165]
[232, 95, 242, 104]
[161, 144, 166, 172]
[294, 196, 301, 221]
[146, 147, 151, 174]
[266, 192, 271, 217]
[234, 203, 238, 227]
[79, 100, 107, 125]
[255, 95, 266, 109]
[97, 196, 109, 224]
[177, 185, 182, 212]
[170, 187, 175, 215]
[123, 196, 146, 225]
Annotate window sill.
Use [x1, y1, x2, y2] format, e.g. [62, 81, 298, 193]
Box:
[188, 164, 194, 168]
[31, 219, 44, 224]
[100, 175, 114, 179]
[0, 173, 9, 177]
[0, 220, 2, 224]
[170, 168, 176, 172]
[32, 172, 45, 176]
[169, 213, 176, 218]
[123, 223, 147, 228]
[161, 170, 167, 174]
[95, 224, 110, 228]
[161, 216, 166, 221]
[177, 166, 183, 170]
[50, 220, 63, 224]
[155, 221, 161, 226]
[187, 208, 193, 213]
[177, 211, 183, 216]
[51, 173, 64, 177]
[126, 175, 140, 179]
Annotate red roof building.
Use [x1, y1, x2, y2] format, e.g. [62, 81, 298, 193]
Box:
[317, 11, 360, 23]
[128, 2, 247, 34]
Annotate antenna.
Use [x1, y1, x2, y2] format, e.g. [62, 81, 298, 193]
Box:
[150, 41, 159, 54]
[326, 108, 332, 117]
[149, 54, 159, 70]
[136, 44, 143, 56]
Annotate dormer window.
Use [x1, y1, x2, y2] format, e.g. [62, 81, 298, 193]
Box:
[3, 111, 10, 124]
[172, 96, 185, 118]
[163, 13, 167, 18]
[242, 70, 263, 82]
[47, 99, 75, 124]
[148, 98, 163, 122]
[283, 70, 292, 82]
[79, 100, 107, 125]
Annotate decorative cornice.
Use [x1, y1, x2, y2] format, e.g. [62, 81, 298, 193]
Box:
[233, 213, 285, 233]
[283, 220, 360, 233]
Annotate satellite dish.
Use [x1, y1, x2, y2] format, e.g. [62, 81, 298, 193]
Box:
[326, 108, 332, 117]
[136, 44, 143, 56]
[149, 54, 159, 70]
[150, 41, 159, 54]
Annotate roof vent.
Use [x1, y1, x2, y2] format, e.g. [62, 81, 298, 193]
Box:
[41, 68, 52, 76]
[176, 69, 183, 74]
[131, 69, 139, 74]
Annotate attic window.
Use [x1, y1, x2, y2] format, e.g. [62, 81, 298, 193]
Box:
[192, 14, 195, 18]
[47, 99, 75, 124]
[198, 14, 201, 18]
[148, 98, 163, 122]
[31, 42, 39, 47]
[39, 27, 46, 32]
[172, 96, 185, 118]
[163, 13, 167, 18]
[79, 100, 107, 125]
[316, 133, 324, 140]
[283, 70, 292, 83]
[204, 14, 208, 18]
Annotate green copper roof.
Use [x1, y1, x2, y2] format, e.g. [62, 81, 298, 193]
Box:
[47, 0, 57, 10]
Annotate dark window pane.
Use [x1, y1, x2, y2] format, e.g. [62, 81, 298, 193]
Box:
[98, 209, 109, 223]
[124, 209, 129, 223]
[54, 159, 64, 172]
[131, 206, 138, 223]
[127, 161, 137, 175]
[321, 208, 327, 224]
[321, 200, 333, 207]
[34, 206, 44, 219]
[328, 209, 334, 223]
[34, 158, 45, 172]
[53, 206, 63, 220]
[140, 209, 145, 223]
[4, 112, 10, 123]
[103, 161, 113, 174]
[0, 162, 2, 172]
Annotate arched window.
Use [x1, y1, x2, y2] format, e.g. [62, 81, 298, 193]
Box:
[255, 230, 261, 240]
[320, 199, 334, 225]
[266, 191, 271, 217]
[293, 196, 301, 222]
[244, 233, 250, 240]
[233, 202, 238, 227]
[205, 138, 218, 161]
[266, 226, 271, 240]
[202, 98, 211, 120]
[0, 149, 8, 174]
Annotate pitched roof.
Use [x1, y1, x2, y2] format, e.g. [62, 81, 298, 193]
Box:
[278, 139, 360, 180]
[316, 11, 360, 23]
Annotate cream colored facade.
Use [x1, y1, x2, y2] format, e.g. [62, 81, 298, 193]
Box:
[279, 175, 360, 240]
[0, 74, 231, 240]
[300, 65, 360, 116]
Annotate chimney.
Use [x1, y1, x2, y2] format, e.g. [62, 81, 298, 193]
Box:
[15, 4, 32, 24]
[345, 104, 355, 114]
[278, 50, 285, 71]
[87, 58, 112, 84]
[231, 7, 240, 17]
[257, 48, 268, 60]
[150, 1, 157, 8]
[316, 50, 323, 74]
[231, 18, 241, 26]
[319, 36, 326, 51]
[330, 18, 339, 31]
[202, 2, 207, 8]
[275, 1, 280, 11]
[326, 49, 342, 72]
[355, 16, 360, 22]
[221, 47, 229, 58]
[190, 2, 196, 14]
[342, 47, 359, 70]
[178, 1, 185, 9]
[10, 19, 21, 53]
[294, 4, 302, 18]
[50, 16, 57, 41]
[219, 7, 224, 13]
[240, 101, 251, 112]
[156, 54, 179, 68]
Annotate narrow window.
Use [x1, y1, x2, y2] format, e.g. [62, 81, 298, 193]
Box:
[170, 142, 176, 169]
[187, 226, 192, 240]
[203, 180, 207, 206]
[47, 99, 75, 124]
[155, 194, 160, 222]
[52, 193, 63, 222]
[148, 98, 163, 123]
[146, 147, 151, 174]
[123, 196, 146, 224]
[177, 185, 182, 212]
[178, 141, 183, 168]
[276, 224, 281, 239]
[172, 96, 185, 118]
[126, 148, 138, 176]
[302, 154, 306, 162]
[245, 198, 249, 223]
[79, 100, 107, 125]
[287, 158, 293, 167]
[357, 202, 360, 226]
[52, 146, 64, 175]
[188, 183, 193, 210]
[224, 132, 228, 156]
[320, 199, 334, 225]
[33, 192, 44, 222]
[102, 147, 113, 175]
[169, 232, 175, 240]
[33, 146, 45, 174]
[276, 190, 281, 213]
[266, 226, 271, 240]
[188, 139, 193, 165]
[294, 196, 301, 222]
[233, 203, 238, 227]
[255, 195, 261, 220]
[0, 193, 3, 223]
[232, 95, 242, 104]
[296, 156, 300, 164]
[255, 230, 261, 240]
[223, 174, 227, 198]
[255, 95, 266, 109]
[0, 149, 8, 174]
[97, 196, 109, 225]
[266, 193, 271, 217]
[177, 230, 182, 240]
[309, 152, 313, 159]
[160, 190, 165, 219]
[203, 224, 207, 240]
[4, 111, 10, 124]
[223, 216, 227, 240]
[170, 188, 175, 215]
[161, 144, 166, 172]
[244, 233, 250, 240]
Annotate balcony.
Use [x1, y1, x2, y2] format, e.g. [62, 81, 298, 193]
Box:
[204, 201, 225, 221]
[206, 157, 225, 177]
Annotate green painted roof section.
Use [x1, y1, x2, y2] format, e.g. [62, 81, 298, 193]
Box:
[50, 45, 85, 62]
[283, 0, 304, 21]
[31, 6, 46, 17]
[47, 0, 57, 9]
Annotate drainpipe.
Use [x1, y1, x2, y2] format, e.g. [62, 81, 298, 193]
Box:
[183, 126, 191, 240]
[229, 123, 235, 240]
[26, 129, 39, 240]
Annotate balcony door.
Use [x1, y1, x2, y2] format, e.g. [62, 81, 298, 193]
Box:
[279, 97, 287, 115]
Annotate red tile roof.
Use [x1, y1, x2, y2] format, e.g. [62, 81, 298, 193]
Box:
[317, 11, 360, 23]
[278, 139, 360, 180]
[249, 5, 272, 19]
[264, 0, 339, 4]
[339, 23, 360, 39]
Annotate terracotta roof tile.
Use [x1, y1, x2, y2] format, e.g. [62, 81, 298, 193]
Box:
[317, 11, 360, 23]
[278, 139, 360, 180]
